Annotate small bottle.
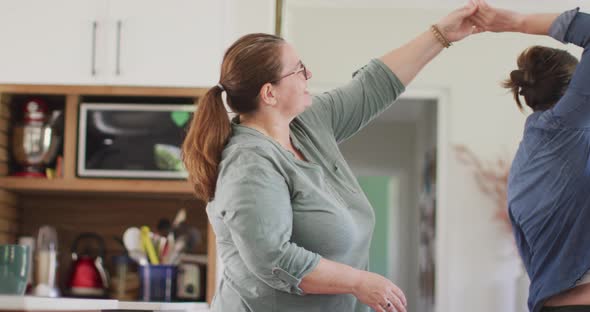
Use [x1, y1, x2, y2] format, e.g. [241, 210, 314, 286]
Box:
[34, 225, 60, 297]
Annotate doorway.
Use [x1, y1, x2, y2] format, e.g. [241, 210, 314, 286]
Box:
[339, 97, 438, 312]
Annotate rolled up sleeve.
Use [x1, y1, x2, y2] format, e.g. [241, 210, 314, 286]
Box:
[217, 151, 321, 295]
[548, 8, 579, 43]
[548, 9, 590, 126]
[305, 59, 405, 143]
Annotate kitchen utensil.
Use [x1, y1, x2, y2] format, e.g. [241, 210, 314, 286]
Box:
[161, 234, 174, 264]
[141, 226, 159, 265]
[124, 227, 148, 265]
[166, 236, 186, 265]
[171, 208, 186, 232]
[157, 218, 171, 236]
[157, 236, 167, 260]
[128, 249, 148, 266]
[123, 227, 142, 252]
[67, 232, 109, 297]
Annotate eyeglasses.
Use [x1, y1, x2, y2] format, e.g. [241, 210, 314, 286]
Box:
[271, 62, 309, 83]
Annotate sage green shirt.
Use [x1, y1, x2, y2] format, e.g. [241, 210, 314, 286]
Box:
[207, 59, 405, 312]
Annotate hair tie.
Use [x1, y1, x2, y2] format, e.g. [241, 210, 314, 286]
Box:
[216, 83, 225, 92]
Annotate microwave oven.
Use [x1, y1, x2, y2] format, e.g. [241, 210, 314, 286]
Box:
[77, 103, 194, 179]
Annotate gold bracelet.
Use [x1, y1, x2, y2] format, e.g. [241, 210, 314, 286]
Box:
[430, 24, 452, 48]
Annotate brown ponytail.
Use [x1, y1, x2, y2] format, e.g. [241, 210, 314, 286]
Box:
[503, 46, 578, 112]
[182, 85, 230, 202]
[182, 33, 285, 202]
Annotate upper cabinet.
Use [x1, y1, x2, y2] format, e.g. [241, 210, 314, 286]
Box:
[0, 0, 275, 87]
[0, 0, 109, 85]
[104, 0, 226, 87]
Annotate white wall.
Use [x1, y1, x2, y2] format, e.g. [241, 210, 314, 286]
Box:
[283, 2, 586, 311]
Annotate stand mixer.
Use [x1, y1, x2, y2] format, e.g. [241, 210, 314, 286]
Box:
[11, 98, 63, 177]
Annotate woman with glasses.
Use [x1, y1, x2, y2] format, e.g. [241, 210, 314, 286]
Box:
[469, 2, 590, 312]
[182, 3, 480, 312]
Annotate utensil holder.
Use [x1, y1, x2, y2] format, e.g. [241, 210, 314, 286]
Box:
[138, 264, 177, 302]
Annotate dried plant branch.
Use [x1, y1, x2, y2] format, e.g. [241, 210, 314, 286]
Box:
[454, 144, 511, 232]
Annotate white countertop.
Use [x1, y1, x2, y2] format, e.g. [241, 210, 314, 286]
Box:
[119, 300, 208, 311]
[0, 296, 208, 311]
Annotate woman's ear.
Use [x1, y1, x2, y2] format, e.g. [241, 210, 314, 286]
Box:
[259, 83, 278, 107]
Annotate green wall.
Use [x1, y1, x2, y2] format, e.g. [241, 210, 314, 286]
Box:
[358, 176, 392, 278]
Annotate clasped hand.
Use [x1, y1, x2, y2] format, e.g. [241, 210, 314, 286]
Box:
[433, 0, 520, 44]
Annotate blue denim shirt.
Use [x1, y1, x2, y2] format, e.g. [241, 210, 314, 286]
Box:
[507, 8, 590, 312]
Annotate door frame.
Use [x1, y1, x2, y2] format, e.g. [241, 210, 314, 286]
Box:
[402, 88, 450, 312]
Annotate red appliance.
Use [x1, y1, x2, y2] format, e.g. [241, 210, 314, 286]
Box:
[67, 233, 109, 297]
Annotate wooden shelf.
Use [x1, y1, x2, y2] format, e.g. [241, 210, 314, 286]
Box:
[0, 84, 215, 304]
[0, 176, 193, 196]
[0, 84, 207, 97]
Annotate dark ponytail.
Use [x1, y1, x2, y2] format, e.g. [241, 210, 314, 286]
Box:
[503, 46, 578, 112]
[182, 33, 285, 202]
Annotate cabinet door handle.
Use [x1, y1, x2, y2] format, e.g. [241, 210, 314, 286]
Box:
[116, 20, 122, 76]
[91, 21, 97, 76]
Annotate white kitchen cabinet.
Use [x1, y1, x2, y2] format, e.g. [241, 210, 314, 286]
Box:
[0, 0, 242, 87]
[103, 0, 276, 87]
[105, 0, 227, 87]
[0, 0, 109, 85]
[223, 0, 277, 48]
